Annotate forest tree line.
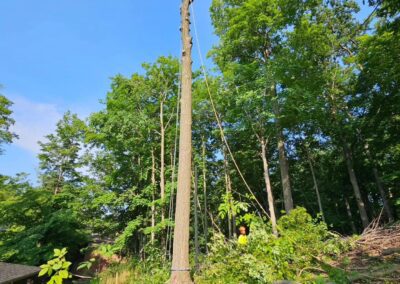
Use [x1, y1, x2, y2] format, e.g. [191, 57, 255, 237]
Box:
[0, 0, 399, 269]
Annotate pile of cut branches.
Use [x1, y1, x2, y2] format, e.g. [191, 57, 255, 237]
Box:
[335, 220, 400, 283]
[356, 221, 400, 259]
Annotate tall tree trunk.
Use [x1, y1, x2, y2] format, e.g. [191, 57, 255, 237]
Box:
[344, 197, 357, 234]
[193, 166, 199, 272]
[170, 0, 193, 282]
[365, 144, 394, 222]
[343, 142, 370, 229]
[223, 145, 234, 239]
[160, 99, 166, 223]
[373, 168, 394, 222]
[260, 138, 278, 236]
[202, 139, 208, 253]
[166, 149, 175, 259]
[305, 148, 325, 222]
[151, 149, 156, 244]
[159, 99, 167, 252]
[271, 84, 293, 213]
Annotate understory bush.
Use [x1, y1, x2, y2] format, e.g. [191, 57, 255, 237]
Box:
[195, 207, 352, 283]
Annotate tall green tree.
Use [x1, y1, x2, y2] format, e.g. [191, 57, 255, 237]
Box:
[210, 0, 319, 213]
[38, 112, 86, 194]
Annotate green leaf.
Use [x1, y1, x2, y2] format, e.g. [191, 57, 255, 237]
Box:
[62, 261, 72, 269]
[59, 270, 69, 279]
[52, 275, 62, 284]
[53, 248, 61, 257]
[77, 263, 86, 271]
[59, 248, 67, 257]
[38, 268, 48, 277]
[52, 263, 61, 270]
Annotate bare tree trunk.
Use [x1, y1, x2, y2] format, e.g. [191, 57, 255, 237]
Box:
[271, 85, 293, 213]
[202, 139, 208, 253]
[223, 146, 234, 238]
[159, 99, 168, 252]
[160, 100, 166, 223]
[343, 142, 369, 229]
[151, 149, 156, 244]
[54, 157, 66, 195]
[166, 149, 174, 259]
[260, 138, 278, 236]
[194, 167, 199, 272]
[305, 148, 325, 222]
[364, 144, 394, 222]
[373, 168, 394, 222]
[170, 0, 193, 282]
[345, 197, 357, 234]
[168, 149, 177, 259]
[54, 166, 63, 195]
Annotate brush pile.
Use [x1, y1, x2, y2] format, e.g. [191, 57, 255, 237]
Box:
[338, 219, 400, 283]
[356, 222, 400, 260]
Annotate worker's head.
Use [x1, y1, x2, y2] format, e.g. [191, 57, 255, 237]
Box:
[239, 225, 247, 236]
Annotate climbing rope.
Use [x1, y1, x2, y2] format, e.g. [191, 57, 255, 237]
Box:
[166, 60, 182, 259]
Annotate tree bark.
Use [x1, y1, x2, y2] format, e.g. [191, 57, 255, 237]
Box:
[151, 149, 156, 244]
[194, 167, 199, 272]
[202, 139, 208, 253]
[170, 0, 193, 282]
[223, 146, 234, 238]
[305, 148, 325, 223]
[271, 84, 293, 213]
[260, 138, 278, 236]
[365, 143, 394, 222]
[343, 142, 370, 229]
[373, 167, 394, 222]
[160, 99, 166, 223]
[344, 197, 357, 234]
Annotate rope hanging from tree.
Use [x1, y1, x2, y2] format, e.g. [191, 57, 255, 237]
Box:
[191, 4, 270, 219]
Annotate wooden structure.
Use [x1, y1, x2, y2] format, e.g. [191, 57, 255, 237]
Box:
[0, 262, 40, 284]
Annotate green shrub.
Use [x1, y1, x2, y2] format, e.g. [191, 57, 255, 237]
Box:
[39, 248, 72, 284]
[195, 207, 350, 283]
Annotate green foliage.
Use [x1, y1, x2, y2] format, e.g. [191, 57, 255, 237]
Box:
[1, 0, 399, 281]
[196, 208, 351, 283]
[94, 244, 115, 259]
[0, 175, 89, 265]
[39, 248, 72, 284]
[0, 93, 16, 153]
[218, 192, 249, 220]
[77, 258, 96, 271]
[38, 111, 86, 193]
[113, 218, 143, 253]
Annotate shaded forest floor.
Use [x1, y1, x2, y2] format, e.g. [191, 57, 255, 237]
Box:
[331, 223, 400, 283]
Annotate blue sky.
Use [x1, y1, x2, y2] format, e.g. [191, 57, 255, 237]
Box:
[0, 0, 216, 181]
[0, 0, 372, 183]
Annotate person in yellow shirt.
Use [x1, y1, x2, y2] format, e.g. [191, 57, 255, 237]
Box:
[237, 225, 248, 245]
